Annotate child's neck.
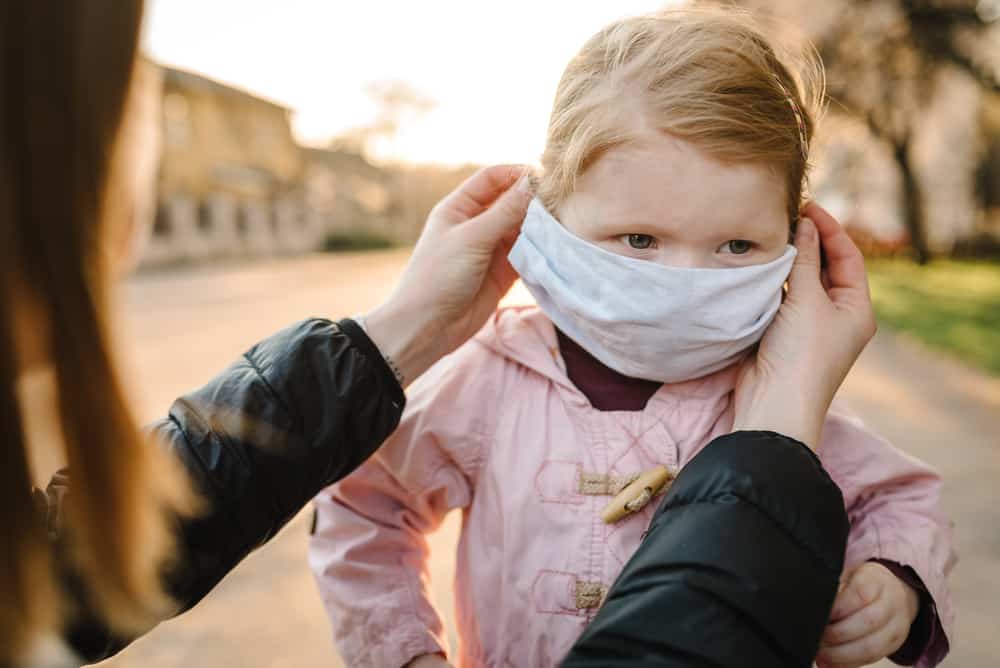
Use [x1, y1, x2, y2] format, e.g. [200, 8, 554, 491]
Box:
[555, 328, 662, 411]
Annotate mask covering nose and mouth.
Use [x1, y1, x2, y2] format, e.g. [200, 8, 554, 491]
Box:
[508, 198, 797, 383]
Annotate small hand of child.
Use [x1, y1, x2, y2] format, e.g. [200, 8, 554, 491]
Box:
[405, 654, 453, 668]
[816, 562, 920, 668]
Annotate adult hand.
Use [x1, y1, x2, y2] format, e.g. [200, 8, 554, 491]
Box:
[732, 202, 877, 449]
[363, 164, 532, 386]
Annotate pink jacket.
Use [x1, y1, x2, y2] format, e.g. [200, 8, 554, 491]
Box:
[310, 307, 955, 668]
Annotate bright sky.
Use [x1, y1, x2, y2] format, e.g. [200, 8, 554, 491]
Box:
[144, 0, 676, 166]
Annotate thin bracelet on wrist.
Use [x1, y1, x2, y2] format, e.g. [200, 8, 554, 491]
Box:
[354, 314, 406, 387]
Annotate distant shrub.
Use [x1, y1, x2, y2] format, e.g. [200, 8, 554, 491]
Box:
[322, 230, 398, 252]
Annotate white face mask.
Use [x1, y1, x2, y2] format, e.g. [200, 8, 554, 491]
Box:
[508, 198, 797, 383]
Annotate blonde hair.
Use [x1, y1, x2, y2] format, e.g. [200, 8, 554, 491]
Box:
[537, 6, 825, 225]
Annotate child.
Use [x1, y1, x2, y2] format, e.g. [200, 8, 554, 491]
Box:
[310, 9, 954, 668]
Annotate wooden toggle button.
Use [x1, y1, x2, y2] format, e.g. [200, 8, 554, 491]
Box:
[600, 465, 673, 524]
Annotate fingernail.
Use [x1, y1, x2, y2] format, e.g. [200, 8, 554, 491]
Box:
[797, 217, 816, 242]
[515, 172, 533, 195]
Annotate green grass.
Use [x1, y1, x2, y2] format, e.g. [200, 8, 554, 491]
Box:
[866, 259, 1000, 375]
[322, 230, 398, 253]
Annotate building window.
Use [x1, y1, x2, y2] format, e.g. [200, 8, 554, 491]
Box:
[153, 202, 171, 238]
[198, 200, 212, 233]
[235, 204, 248, 238]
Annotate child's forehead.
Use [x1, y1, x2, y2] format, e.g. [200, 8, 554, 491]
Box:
[570, 136, 789, 235]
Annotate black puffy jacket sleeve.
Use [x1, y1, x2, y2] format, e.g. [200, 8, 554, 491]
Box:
[55, 318, 406, 662]
[561, 431, 849, 668]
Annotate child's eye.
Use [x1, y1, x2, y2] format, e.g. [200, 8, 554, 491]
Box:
[721, 239, 754, 255]
[625, 234, 656, 250]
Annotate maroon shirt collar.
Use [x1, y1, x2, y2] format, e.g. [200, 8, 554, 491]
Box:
[555, 328, 662, 412]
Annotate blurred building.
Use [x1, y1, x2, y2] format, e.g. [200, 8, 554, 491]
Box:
[124, 63, 514, 267]
[302, 147, 392, 235]
[140, 63, 329, 267]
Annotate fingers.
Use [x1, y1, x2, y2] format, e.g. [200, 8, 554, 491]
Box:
[786, 215, 823, 295]
[823, 597, 893, 645]
[816, 614, 908, 667]
[462, 171, 533, 248]
[436, 164, 530, 222]
[489, 242, 521, 296]
[830, 566, 885, 622]
[801, 201, 868, 293]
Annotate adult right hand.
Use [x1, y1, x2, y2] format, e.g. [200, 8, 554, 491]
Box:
[732, 202, 877, 449]
[363, 164, 532, 387]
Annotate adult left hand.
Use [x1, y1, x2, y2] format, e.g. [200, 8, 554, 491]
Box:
[363, 164, 532, 385]
[732, 201, 878, 449]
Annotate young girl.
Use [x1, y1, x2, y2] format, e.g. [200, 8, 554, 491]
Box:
[310, 9, 954, 668]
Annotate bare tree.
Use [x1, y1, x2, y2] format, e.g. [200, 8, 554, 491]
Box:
[738, 0, 1000, 263]
[818, 1, 999, 262]
[330, 80, 437, 159]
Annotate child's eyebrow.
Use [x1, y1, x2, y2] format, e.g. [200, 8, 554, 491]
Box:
[585, 212, 667, 231]
[708, 212, 788, 237]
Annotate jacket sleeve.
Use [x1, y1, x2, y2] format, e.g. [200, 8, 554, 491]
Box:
[818, 411, 955, 667]
[309, 340, 497, 668]
[561, 431, 850, 668]
[57, 318, 406, 662]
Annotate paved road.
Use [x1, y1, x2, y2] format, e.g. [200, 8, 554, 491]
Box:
[98, 251, 998, 667]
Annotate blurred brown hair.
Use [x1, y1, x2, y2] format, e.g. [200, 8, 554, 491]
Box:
[1, 1, 189, 659]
